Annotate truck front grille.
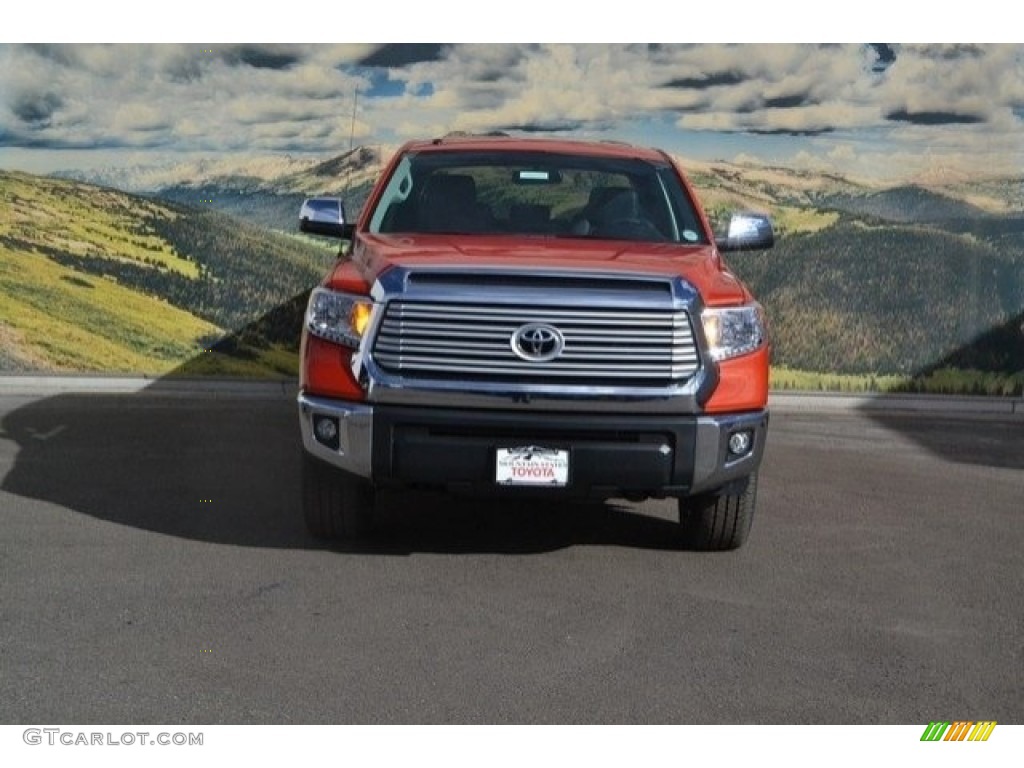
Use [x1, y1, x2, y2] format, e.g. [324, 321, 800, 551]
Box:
[372, 301, 700, 386]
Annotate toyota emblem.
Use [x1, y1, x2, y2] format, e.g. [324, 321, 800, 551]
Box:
[511, 323, 565, 362]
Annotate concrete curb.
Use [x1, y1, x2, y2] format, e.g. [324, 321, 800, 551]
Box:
[0, 376, 1021, 417]
[0, 375, 297, 399]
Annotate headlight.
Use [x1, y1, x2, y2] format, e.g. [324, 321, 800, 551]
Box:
[306, 287, 373, 348]
[701, 303, 767, 362]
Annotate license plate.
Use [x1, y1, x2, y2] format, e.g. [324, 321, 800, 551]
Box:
[495, 446, 569, 487]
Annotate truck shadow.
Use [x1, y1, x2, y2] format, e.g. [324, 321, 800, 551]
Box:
[0, 391, 685, 555]
[856, 308, 1024, 471]
[344, 492, 685, 555]
[854, 411, 1024, 470]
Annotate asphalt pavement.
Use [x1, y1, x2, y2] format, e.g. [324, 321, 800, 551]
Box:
[1, 390, 1021, 723]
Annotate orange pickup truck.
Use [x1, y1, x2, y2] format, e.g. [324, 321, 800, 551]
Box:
[297, 135, 774, 549]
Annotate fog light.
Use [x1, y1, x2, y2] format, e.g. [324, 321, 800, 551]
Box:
[727, 430, 753, 458]
[313, 415, 340, 450]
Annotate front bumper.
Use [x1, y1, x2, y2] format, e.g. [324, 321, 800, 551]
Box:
[298, 393, 767, 499]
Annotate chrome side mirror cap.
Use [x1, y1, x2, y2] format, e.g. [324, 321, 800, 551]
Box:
[299, 197, 352, 239]
[715, 212, 774, 252]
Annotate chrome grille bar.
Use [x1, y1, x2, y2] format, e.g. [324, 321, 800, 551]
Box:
[372, 300, 700, 385]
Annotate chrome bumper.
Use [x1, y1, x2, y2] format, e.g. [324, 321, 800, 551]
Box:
[298, 394, 374, 479]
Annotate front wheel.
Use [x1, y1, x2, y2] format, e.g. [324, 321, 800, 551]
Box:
[678, 472, 758, 551]
[302, 454, 375, 540]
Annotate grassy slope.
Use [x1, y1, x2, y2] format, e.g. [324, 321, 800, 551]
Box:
[0, 246, 218, 373]
[1, 172, 213, 372]
[0, 171, 328, 376]
[3, 173, 199, 278]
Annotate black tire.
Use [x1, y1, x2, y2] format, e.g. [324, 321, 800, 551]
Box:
[302, 454, 375, 540]
[678, 472, 758, 551]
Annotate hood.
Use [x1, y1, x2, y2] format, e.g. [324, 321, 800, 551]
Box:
[329, 233, 753, 306]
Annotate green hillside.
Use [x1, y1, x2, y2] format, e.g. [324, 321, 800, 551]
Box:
[822, 186, 990, 223]
[727, 218, 1024, 376]
[0, 171, 334, 376]
[154, 185, 309, 233]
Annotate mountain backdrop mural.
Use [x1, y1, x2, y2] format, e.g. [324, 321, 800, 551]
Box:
[2, 44, 1022, 393]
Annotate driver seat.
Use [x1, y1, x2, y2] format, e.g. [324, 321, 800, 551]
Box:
[594, 188, 641, 225]
[418, 174, 484, 233]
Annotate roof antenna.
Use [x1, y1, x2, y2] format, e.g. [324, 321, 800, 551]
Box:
[348, 86, 359, 152]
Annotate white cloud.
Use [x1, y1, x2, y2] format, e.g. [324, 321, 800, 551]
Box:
[111, 104, 168, 133]
[2, 43, 1023, 180]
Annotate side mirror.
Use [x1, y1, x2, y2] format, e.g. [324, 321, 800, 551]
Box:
[299, 197, 354, 239]
[715, 212, 774, 252]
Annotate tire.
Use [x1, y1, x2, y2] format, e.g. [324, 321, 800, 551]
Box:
[678, 472, 758, 551]
[302, 454, 375, 540]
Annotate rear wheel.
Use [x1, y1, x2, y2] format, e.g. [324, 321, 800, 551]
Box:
[302, 454, 375, 540]
[678, 472, 758, 551]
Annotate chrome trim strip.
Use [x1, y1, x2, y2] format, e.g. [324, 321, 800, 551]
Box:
[365, 372, 710, 413]
[374, 265, 700, 307]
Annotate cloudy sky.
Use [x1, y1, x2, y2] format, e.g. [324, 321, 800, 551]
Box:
[1, 42, 1022, 181]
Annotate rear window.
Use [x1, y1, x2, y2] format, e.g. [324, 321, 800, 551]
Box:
[368, 150, 707, 244]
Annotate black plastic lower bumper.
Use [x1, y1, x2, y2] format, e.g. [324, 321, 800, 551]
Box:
[299, 395, 767, 500]
[371, 405, 746, 499]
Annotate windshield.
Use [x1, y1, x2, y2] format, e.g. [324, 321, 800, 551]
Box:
[367, 150, 708, 244]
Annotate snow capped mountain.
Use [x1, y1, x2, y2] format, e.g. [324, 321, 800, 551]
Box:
[52, 145, 392, 195]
